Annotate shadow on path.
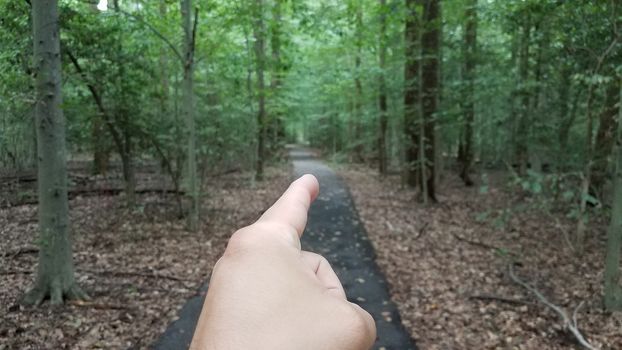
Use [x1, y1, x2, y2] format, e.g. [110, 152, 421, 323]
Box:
[152, 147, 416, 349]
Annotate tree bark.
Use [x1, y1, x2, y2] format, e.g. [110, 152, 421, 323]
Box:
[378, 0, 388, 176]
[604, 79, 622, 311]
[253, 0, 267, 181]
[421, 0, 440, 201]
[181, 0, 199, 230]
[352, 5, 364, 162]
[459, 0, 477, 186]
[593, 80, 620, 194]
[22, 0, 87, 306]
[269, 0, 285, 156]
[515, 17, 531, 176]
[403, 0, 421, 188]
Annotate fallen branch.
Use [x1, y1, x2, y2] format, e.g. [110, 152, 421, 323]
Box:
[414, 222, 429, 241]
[508, 263, 597, 350]
[469, 293, 531, 306]
[451, 231, 506, 252]
[78, 268, 189, 283]
[68, 300, 128, 310]
[1, 187, 185, 208]
[0, 269, 32, 275]
[2, 245, 38, 258]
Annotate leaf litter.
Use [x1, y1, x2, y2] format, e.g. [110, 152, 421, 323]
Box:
[0, 166, 290, 349]
[340, 165, 621, 350]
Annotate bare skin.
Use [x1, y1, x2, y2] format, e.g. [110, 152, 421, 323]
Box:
[190, 174, 376, 350]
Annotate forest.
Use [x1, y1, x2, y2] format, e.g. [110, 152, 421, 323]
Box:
[1, 0, 622, 349]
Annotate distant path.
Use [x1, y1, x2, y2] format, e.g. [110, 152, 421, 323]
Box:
[152, 147, 416, 350]
[292, 147, 416, 350]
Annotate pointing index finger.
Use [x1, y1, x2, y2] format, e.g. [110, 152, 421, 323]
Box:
[256, 174, 319, 238]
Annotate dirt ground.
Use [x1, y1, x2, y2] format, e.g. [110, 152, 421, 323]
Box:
[0, 165, 290, 349]
[340, 165, 622, 350]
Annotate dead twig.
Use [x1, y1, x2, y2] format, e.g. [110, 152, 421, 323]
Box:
[0, 269, 32, 275]
[414, 222, 429, 241]
[2, 245, 38, 258]
[469, 293, 531, 306]
[508, 263, 597, 350]
[78, 268, 190, 284]
[68, 300, 128, 310]
[451, 231, 509, 253]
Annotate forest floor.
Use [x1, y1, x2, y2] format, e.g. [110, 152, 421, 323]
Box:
[0, 163, 290, 349]
[339, 164, 622, 350]
[2, 156, 622, 350]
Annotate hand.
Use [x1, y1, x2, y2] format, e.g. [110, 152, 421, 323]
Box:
[190, 174, 376, 350]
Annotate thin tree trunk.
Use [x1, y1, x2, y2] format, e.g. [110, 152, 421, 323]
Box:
[378, 0, 388, 176]
[112, 0, 136, 207]
[577, 32, 620, 252]
[353, 5, 364, 162]
[604, 79, 622, 311]
[269, 0, 284, 156]
[181, 0, 199, 230]
[556, 61, 571, 168]
[515, 18, 531, 176]
[459, 0, 477, 186]
[22, 0, 87, 306]
[92, 114, 108, 175]
[403, 0, 421, 188]
[253, 0, 267, 181]
[593, 80, 620, 194]
[421, 0, 440, 201]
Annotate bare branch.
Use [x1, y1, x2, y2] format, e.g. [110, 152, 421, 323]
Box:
[116, 9, 184, 63]
[573, 301, 586, 329]
[508, 264, 597, 350]
[469, 293, 531, 306]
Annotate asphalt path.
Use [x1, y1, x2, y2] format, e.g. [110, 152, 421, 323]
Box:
[152, 147, 416, 349]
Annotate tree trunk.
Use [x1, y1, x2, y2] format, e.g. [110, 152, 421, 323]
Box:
[352, 5, 364, 162]
[269, 0, 284, 156]
[515, 18, 531, 175]
[92, 114, 108, 175]
[459, 0, 477, 186]
[421, 0, 440, 201]
[593, 80, 620, 194]
[181, 0, 199, 231]
[120, 149, 135, 207]
[556, 61, 571, 169]
[378, 0, 388, 176]
[604, 79, 622, 311]
[403, 0, 421, 188]
[112, 0, 136, 207]
[253, 0, 267, 181]
[22, 0, 87, 306]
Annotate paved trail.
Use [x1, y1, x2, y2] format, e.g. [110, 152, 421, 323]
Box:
[153, 148, 416, 349]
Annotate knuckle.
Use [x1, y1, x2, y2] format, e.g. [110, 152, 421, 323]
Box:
[225, 227, 256, 253]
[345, 305, 376, 346]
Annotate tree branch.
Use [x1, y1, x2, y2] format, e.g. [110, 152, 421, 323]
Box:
[508, 263, 597, 350]
[116, 9, 184, 62]
[191, 7, 199, 58]
[65, 48, 125, 152]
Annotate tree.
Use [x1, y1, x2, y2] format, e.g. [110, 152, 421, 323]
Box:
[377, 0, 389, 176]
[604, 78, 622, 311]
[180, 0, 199, 230]
[514, 12, 531, 176]
[351, 2, 365, 162]
[253, 0, 267, 181]
[420, 0, 440, 201]
[458, 0, 477, 186]
[22, 0, 87, 306]
[269, 0, 286, 155]
[403, 0, 421, 188]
